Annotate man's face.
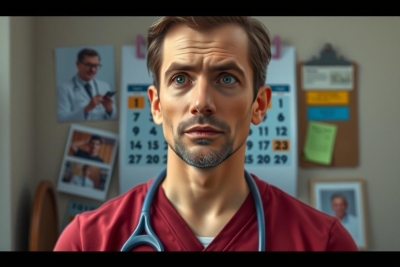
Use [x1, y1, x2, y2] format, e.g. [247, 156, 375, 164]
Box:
[150, 23, 266, 168]
[76, 55, 100, 81]
[331, 197, 348, 219]
[83, 167, 91, 177]
[88, 139, 101, 156]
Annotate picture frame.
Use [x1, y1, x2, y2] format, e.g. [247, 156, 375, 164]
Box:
[57, 124, 118, 201]
[54, 45, 118, 123]
[309, 178, 368, 250]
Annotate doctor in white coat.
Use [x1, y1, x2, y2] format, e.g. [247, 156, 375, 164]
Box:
[57, 48, 117, 122]
[70, 164, 95, 189]
[331, 193, 360, 243]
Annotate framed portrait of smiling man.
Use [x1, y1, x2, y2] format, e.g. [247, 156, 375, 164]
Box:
[54, 45, 118, 123]
[310, 178, 368, 250]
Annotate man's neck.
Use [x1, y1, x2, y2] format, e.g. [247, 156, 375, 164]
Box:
[161, 146, 249, 236]
[338, 213, 347, 221]
[76, 73, 91, 83]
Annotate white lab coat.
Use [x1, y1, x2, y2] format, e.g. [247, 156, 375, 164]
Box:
[57, 75, 117, 122]
[71, 175, 94, 188]
[340, 212, 360, 245]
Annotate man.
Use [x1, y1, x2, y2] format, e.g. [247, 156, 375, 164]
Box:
[70, 164, 95, 188]
[331, 193, 359, 242]
[57, 48, 117, 122]
[70, 134, 104, 163]
[54, 16, 357, 251]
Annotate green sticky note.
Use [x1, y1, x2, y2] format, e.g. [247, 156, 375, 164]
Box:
[303, 121, 337, 165]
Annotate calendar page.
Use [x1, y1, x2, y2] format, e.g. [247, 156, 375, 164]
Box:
[119, 45, 297, 197]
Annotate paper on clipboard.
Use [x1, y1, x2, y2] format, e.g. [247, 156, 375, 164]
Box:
[303, 121, 337, 165]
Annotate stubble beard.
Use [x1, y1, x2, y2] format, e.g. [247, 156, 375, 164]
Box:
[169, 116, 237, 168]
[173, 136, 235, 168]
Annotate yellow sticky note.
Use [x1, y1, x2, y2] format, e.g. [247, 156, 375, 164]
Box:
[303, 121, 337, 165]
[306, 91, 349, 105]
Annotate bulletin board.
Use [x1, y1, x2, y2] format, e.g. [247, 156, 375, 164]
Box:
[297, 43, 359, 167]
[119, 36, 298, 197]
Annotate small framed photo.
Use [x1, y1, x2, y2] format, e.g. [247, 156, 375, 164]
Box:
[57, 124, 118, 201]
[54, 45, 117, 123]
[310, 178, 368, 250]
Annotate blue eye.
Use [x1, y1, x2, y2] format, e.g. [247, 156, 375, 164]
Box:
[174, 75, 186, 84]
[221, 75, 236, 84]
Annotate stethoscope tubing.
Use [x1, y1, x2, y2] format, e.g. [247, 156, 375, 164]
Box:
[120, 168, 265, 252]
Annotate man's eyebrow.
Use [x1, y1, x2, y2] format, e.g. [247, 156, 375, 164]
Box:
[164, 62, 197, 81]
[209, 61, 246, 78]
[164, 61, 246, 81]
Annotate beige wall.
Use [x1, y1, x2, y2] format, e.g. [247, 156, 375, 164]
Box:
[10, 17, 35, 251]
[2, 16, 400, 251]
[0, 16, 35, 251]
[0, 16, 12, 251]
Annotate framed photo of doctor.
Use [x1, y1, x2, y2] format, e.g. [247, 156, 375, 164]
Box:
[310, 178, 368, 250]
[54, 45, 118, 123]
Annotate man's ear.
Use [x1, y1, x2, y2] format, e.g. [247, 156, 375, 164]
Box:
[148, 85, 162, 125]
[251, 85, 271, 125]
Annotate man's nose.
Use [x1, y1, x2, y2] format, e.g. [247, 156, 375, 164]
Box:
[189, 77, 216, 116]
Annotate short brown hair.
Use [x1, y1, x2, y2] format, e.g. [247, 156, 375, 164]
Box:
[146, 16, 271, 101]
[77, 48, 101, 62]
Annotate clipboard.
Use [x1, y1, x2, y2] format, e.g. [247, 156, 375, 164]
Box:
[297, 43, 359, 167]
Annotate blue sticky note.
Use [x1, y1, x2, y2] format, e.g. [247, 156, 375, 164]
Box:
[307, 106, 349, 121]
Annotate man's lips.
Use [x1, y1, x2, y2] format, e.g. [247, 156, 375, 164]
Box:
[185, 126, 222, 133]
[185, 126, 221, 133]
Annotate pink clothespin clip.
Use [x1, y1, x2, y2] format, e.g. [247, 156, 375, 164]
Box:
[272, 35, 281, 59]
[136, 34, 145, 59]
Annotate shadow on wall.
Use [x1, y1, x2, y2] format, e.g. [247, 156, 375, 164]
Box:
[15, 186, 32, 251]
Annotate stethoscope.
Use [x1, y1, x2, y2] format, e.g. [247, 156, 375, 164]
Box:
[72, 75, 100, 96]
[120, 168, 266, 252]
